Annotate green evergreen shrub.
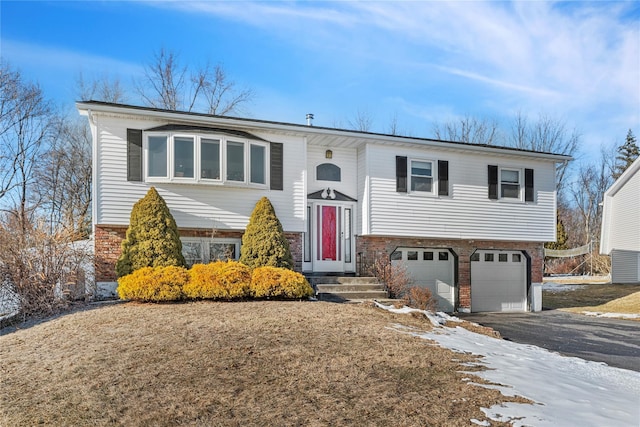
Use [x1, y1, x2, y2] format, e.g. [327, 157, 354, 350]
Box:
[116, 187, 186, 277]
[117, 266, 187, 302]
[239, 197, 293, 270]
[250, 266, 314, 299]
[183, 261, 251, 300]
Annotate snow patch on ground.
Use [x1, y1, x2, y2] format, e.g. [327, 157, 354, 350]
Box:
[542, 281, 586, 292]
[582, 311, 640, 319]
[376, 303, 640, 426]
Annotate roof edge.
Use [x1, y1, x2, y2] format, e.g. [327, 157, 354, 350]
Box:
[604, 156, 640, 198]
[77, 100, 573, 162]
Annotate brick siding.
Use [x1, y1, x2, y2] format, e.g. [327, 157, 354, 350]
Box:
[94, 225, 303, 282]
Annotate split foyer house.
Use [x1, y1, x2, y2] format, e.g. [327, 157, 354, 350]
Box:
[600, 157, 640, 284]
[77, 101, 571, 312]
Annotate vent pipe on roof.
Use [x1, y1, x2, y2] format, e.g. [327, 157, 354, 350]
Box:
[306, 113, 314, 126]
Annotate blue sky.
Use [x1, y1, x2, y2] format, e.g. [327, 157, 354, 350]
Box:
[2, 1, 639, 161]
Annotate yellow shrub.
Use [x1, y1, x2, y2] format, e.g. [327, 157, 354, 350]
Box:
[117, 266, 187, 302]
[250, 266, 314, 299]
[184, 261, 251, 300]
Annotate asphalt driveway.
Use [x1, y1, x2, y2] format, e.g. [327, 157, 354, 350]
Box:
[457, 310, 640, 372]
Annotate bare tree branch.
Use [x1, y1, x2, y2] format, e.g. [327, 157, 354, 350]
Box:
[432, 115, 500, 145]
[76, 72, 127, 103]
[134, 49, 253, 115]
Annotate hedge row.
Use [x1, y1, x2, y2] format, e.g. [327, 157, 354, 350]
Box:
[117, 261, 314, 302]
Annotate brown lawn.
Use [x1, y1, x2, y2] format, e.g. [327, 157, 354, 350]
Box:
[0, 301, 525, 426]
[543, 281, 640, 312]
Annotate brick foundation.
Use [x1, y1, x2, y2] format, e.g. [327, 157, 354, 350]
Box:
[94, 225, 304, 282]
[356, 236, 544, 311]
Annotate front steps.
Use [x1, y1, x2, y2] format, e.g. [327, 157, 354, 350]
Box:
[307, 276, 389, 302]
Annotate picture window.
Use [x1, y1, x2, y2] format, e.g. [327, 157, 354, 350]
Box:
[144, 133, 268, 186]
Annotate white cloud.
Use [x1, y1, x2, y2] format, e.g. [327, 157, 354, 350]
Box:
[2, 40, 144, 80]
[155, 1, 638, 116]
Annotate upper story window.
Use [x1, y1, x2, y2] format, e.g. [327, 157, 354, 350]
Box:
[317, 163, 341, 182]
[488, 165, 534, 202]
[396, 156, 448, 196]
[410, 160, 433, 193]
[144, 132, 268, 187]
[500, 168, 520, 199]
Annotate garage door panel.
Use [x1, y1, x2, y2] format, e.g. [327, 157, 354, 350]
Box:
[471, 250, 526, 312]
[392, 248, 455, 312]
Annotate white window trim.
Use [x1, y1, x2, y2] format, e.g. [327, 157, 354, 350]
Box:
[180, 237, 242, 266]
[409, 158, 436, 196]
[499, 167, 524, 202]
[143, 132, 269, 188]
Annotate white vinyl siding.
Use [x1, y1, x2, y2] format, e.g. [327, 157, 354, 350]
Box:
[603, 168, 640, 253]
[93, 116, 305, 233]
[357, 145, 369, 235]
[306, 146, 358, 199]
[365, 144, 557, 242]
[611, 250, 640, 284]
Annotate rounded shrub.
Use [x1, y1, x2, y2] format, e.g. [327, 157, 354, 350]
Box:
[116, 187, 186, 278]
[184, 261, 251, 300]
[239, 197, 293, 270]
[250, 266, 314, 299]
[117, 265, 188, 302]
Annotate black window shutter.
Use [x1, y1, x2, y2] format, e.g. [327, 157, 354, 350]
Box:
[525, 168, 534, 202]
[396, 156, 407, 192]
[127, 129, 143, 182]
[438, 160, 449, 196]
[270, 142, 283, 191]
[488, 165, 498, 199]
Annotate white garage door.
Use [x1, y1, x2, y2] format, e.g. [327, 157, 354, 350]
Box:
[391, 248, 455, 312]
[471, 250, 527, 312]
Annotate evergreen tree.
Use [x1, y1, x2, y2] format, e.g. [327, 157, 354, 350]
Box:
[613, 129, 639, 179]
[240, 197, 293, 270]
[544, 215, 568, 250]
[116, 187, 185, 277]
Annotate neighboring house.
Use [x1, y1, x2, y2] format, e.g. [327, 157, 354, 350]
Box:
[77, 101, 570, 311]
[600, 157, 640, 284]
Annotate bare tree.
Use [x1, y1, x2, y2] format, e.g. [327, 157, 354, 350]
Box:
[135, 48, 253, 115]
[76, 72, 127, 103]
[432, 115, 500, 145]
[0, 64, 52, 233]
[195, 63, 254, 115]
[569, 154, 612, 245]
[508, 112, 579, 192]
[35, 116, 92, 237]
[348, 109, 374, 132]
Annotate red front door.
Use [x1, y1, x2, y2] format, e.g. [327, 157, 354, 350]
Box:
[315, 204, 343, 272]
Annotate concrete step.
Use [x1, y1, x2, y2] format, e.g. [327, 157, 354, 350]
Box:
[312, 277, 389, 302]
[315, 283, 385, 292]
[305, 276, 378, 286]
[316, 290, 390, 302]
